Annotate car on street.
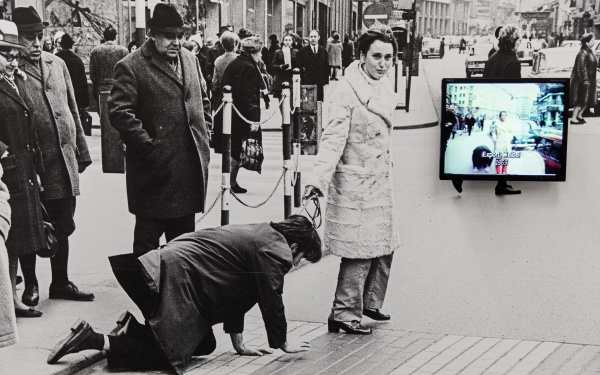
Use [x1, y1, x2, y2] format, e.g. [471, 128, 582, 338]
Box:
[465, 43, 493, 77]
[511, 119, 542, 149]
[560, 40, 579, 48]
[535, 131, 563, 174]
[528, 47, 600, 113]
[516, 41, 534, 65]
[421, 37, 442, 58]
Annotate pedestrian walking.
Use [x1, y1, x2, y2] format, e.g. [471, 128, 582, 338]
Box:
[267, 34, 279, 70]
[55, 33, 89, 118]
[465, 111, 476, 135]
[491, 111, 513, 175]
[341, 34, 354, 75]
[459, 37, 466, 54]
[439, 37, 445, 59]
[206, 26, 231, 95]
[0, 19, 45, 318]
[570, 33, 597, 124]
[297, 29, 329, 101]
[443, 105, 457, 154]
[108, 3, 211, 254]
[483, 25, 521, 78]
[271, 33, 298, 108]
[221, 36, 265, 194]
[327, 33, 343, 80]
[211, 31, 240, 153]
[488, 26, 503, 58]
[47, 215, 321, 374]
[89, 26, 128, 100]
[127, 41, 138, 53]
[304, 26, 399, 335]
[14, 6, 94, 306]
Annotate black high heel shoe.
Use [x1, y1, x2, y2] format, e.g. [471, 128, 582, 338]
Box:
[15, 307, 43, 318]
[327, 319, 371, 335]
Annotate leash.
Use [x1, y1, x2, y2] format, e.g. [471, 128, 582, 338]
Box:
[295, 191, 322, 229]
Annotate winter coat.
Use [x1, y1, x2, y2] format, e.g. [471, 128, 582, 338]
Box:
[108, 39, 211, 218]
[570, 45, 597, 107]
[306, 61, 400, 259]
[0, 76, 44, 256]
[327, 40, 343, 67]
[109, 223, 292, 374]
[297, 45, 330, 86]
[89, 41, 128, 97]
[483, 48, 521, 78]
[211, 51, 238, 153]
[492, 119, 513, 154]
[55, 49, 89, 109]
[0, 173, 15, 348]
[271, 47, 298, 95]
[221, 53, 263, 160]
[19, 52, 92, 200]
[342, 42, 354, 68]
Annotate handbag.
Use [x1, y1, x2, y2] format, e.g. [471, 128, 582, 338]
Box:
[239, 129, 264, 174]
[37, 202, 59, 258]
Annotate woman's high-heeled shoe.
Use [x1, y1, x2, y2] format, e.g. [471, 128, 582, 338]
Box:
[577, 117, 587, 123]
[327, 319, 371, 335]
[15, 307, 43, 318]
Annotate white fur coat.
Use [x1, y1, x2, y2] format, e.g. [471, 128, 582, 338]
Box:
[306, 61, 400, 259]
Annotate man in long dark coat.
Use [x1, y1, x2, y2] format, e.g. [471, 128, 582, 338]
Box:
[89, 26, 128, 100]
[14, 6, 93, 305]
[55, 33, 89, 114]
[108, 4, 211, 253]
[47, 215, 321, 374]
[297, 29, 330, 101]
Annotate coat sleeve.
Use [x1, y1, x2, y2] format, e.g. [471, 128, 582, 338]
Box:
[575, 51, 590, 83]
[89, 51, 97, 98]
[249, 240, 292, 349]
[307, 87, 352, 195]
[60, 59, 92, 169]
[108, 60, 154, 153]
[271, 50, 285, 73]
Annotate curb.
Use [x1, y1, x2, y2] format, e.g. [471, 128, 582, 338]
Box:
[49, 352, 106, 375]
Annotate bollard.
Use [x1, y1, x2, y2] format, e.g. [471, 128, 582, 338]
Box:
[282, 82, 292, 218]
[221, 86, 232, 225]
[292, 69, 302, 207]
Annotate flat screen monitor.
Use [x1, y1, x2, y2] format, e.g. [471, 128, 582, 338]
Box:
[440, 78, 569, 182]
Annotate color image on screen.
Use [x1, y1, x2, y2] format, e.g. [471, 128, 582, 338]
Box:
[442, 81, 567, 180]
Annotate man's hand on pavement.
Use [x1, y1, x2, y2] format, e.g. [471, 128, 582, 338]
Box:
[281, 339, 311, 353]
[230, 332, 274, 356]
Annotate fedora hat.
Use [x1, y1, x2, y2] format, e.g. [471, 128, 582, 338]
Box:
[12, 6, 48, 33]
[238, 28, 253, 39]
[217, 25, 232, 37]
[148, 3, 190, 33]
[59, 33, 75, 49]
[0, 20, 25, 50]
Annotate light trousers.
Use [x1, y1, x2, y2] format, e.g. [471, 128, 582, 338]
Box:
[330, 253, 394, 322]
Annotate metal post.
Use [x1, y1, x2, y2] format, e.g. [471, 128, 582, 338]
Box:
[135, 0, 146, 43]
[221, 86, 232, 226]
[282, 82, 292, 218]
[292, 69, 302, 207]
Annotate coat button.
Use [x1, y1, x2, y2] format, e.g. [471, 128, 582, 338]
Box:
[28, 179, 34, 186]
[24, 111, 28, 117]
[26, 144, 31, 151]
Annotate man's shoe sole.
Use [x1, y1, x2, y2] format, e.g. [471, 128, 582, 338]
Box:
[47, 319, 92, 364]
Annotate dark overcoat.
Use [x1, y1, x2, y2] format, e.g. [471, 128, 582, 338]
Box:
[19, 52, 92, 201]
[0, 77, 44, 256]
[89, 42, 128, 97]
[108, 40, 211, 218]
[55, 49, 90, 109]
[109, 223, 292, 374]
[297, 45, 330, 86]
[483, 48, 521, 78]
[271, 47, 298, 95]
[570, 45, 598, 107]
[221, 53, 262, 160]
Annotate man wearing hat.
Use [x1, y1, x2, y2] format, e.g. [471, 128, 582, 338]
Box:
[13, 6, 93, 305]
[55, 33, 89, 113]
[108, 3, 211, 254]
[206, 25, 233, 92]
[297, 29, 330, 101]
[89, 26, 128, 101]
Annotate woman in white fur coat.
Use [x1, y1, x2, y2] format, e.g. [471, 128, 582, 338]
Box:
[304, 27, 400, 335]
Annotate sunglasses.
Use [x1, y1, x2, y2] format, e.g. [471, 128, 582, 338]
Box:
[0, 52, 21, 63]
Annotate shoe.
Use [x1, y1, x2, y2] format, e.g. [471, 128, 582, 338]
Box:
[472, 167, 479, 173]
[15, 307, 43, 318]
[495, 185, 521, 195]
[49, 281, 95, 301]
[577, 117, 586, 123]
[108, 311, 139, 336]
[22, 284, 39, 306]
[485, 167, 490, 173]
[327, 319, 371, 335]
[363, 308, 391, 321]
[16, 275, 23, 285]
[47, 319, 101, 364]
[570, 120, 584, 125]
[231, 185, 247, 194]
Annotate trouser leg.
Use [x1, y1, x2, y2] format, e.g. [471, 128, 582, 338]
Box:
[164, 215, 196, 243]
[45, 197, 76, 286]
[133, 217, 163, 254]
[18, 253, 37, 287]
[50, 237, 69, 286]
[107, 324, 171, 370]
[363, 253, 394, 311]
[330, 257, 372, 322]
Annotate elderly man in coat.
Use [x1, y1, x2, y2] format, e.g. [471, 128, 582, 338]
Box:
[108, 4, 211, 254]
[47, 215, 321, 374]
[297, 29, 330, 101]
[89, 26, 128, 100]
[14, 6, 93, 306]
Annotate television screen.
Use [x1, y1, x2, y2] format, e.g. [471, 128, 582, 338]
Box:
[440, 78, 569, 182]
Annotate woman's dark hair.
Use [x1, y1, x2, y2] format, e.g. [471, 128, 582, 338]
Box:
[580, 32, 594, 46]
[333, 33, 340, 41]
[127, 41, 139, 52]
[499, 111, 507, 117]
[357, 26, 397, 57]
[497, 26, 520, 50]
[103, 26, 117, 42]
[270, 215, 322, 263]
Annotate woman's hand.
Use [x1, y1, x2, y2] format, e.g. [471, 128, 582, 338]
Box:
[280, 340, 311, 353]
[303, 185, 323, 199]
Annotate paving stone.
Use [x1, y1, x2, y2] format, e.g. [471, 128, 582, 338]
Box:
[527, 344, 581, 375]
[554, 345, 600, 374]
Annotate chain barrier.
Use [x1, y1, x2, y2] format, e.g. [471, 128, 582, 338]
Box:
[231, 169, 285, 208]
[231, 94, 287, 126]
[194, 189, 224, 225]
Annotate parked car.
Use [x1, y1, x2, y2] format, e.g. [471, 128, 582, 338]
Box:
[516, 41, 534, 65]
[465, 43, 493, 77]
[528, 47, 600, 114]
[421, 37, 442, 58]
[535, 132, 563, 174]
[560, 40, 579, 48]
[511, 120, 542, 149]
